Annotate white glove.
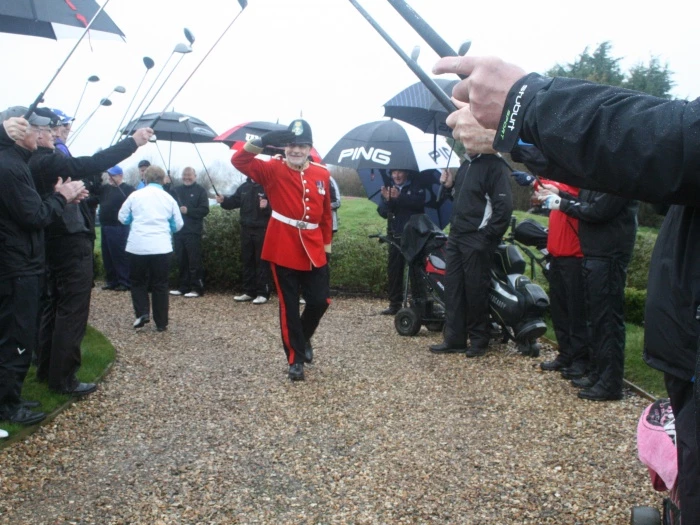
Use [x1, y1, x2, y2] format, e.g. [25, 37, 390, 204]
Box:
[541, 195, 561, 211]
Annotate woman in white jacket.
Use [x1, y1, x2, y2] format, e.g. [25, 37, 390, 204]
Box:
[119, 166, 183, 331]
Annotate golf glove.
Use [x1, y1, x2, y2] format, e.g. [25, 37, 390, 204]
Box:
[254, 130, 297, 148]
[511, 170, 535, 187]
[541, 195, 561, 211]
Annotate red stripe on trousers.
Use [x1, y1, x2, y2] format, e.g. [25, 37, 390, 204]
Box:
[270, 263, 295, 364]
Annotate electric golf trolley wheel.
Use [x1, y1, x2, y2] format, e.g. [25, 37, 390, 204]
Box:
[630, 505, 661, 525]
[395, 308, 421, 336]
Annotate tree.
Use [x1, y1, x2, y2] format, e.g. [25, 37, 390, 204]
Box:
[546, 41, 675, 99]
[623, 57, 675, 99]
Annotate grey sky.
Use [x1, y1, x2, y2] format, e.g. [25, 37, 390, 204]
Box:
[2, 0, 695, 177]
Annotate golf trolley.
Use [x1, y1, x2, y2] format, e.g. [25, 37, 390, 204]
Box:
[371, 214, 550, 355]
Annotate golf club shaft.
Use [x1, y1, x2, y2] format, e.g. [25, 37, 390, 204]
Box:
[387, 0, 464, 77]
[124, 52, 177, 136]
[182, 120, 218, 195]
[24, 0, 113, 119]
[348, 0, 456, 113]
[149, 1, 248, 130]
[111, 69, 152, 146]
[73, 81, 91, 122]
[135, 53, 189, 129]
[68, 100, 109, 146]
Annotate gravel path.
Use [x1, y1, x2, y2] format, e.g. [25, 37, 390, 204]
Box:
[0, 288, 659, 524]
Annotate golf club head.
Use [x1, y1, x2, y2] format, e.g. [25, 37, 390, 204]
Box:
[143, 57, 155, 69]
[184, 28, 195, 45]
[114, 86, 127, 94]
[174, 43, 192, 54]
[458, 41, 471, 56]
[410, 45, 420, 62]
[88, 75, 100, 82]
[238, 0, 248, 8]
[101, 98, 113, 106]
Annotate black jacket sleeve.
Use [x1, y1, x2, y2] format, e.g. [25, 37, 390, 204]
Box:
[30, 137, 138, 186]
[500, 74, 700, 205]
[221, 183, 244, 211]
[2, 167, 66, 229]
[482, 161, 514, 240]
[559, 192, 631, 224]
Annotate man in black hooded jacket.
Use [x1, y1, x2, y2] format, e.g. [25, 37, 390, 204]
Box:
[28, 117, 152, 396]
[434, 54, 700, 525]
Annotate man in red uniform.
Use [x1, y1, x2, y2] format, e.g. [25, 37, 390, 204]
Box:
[231, 119, 332, 381]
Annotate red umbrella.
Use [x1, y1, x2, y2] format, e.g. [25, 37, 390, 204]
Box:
[217, 121, 324, 164]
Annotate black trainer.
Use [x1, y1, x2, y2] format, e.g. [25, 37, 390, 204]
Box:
[429, 342, 467, 354]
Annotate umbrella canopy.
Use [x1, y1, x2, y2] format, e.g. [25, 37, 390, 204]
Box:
[323, 119, 460, 172]
[122, 112, 218, 143]
[217, 121, 324, 163]
[383, 78, 458, 137]
[0, 0, 125, 40]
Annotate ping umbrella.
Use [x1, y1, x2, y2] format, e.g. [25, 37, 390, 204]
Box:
[383, 78, 458, 137]
[323, 119, 459, 172]
[0, 0, 124, 40]
[216, 121, 324, 163]
[325, 120, 459, 228]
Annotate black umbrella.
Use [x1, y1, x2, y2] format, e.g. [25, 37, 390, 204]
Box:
[383, 78, 458, 137]
[122, 112, 218, 143]
[0, 0, 124, 40]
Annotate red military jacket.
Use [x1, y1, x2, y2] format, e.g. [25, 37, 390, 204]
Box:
[232, 143, 332, 271]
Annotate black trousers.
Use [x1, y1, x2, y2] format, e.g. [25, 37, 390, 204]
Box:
[443, 235, 493, 350]
[582, 255, 629, 393]
[101, 224, 130, 288]
[241, 225, 270, 298]
[173, 233, 204, 294]
[548, 256, 588, 366]
[129, 252, 170, 329]
[0, 275, 40, 411]
[37, 235, 93, 392]
[387, 235, 423, 308]
[665, 373, 700, 525]
[270, 263, 330, 366]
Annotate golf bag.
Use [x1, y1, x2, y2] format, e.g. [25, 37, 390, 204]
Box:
[374, 214, 549, 354]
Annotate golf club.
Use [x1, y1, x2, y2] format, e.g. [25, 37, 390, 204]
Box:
[24, 0, 114, 119]
[124, 42, 193, 137]
[110, 57, 156, 146]
[68, 85, 125, 146]
[179, 116, 219, 196]
[148, 0, 249, 131]
[387, 0, 470, 79]
[73, 75, 100, 121]
[67, 98, 113, 146]
[348, 0, 455, 112]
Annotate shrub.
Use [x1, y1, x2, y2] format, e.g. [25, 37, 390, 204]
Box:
[624, 287, 647, 325]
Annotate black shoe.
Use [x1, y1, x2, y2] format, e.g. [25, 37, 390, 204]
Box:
[380, 306, 399, 316]
[304, 342, 313, 364]
[561, 366, 587, 380]
[465, 346, 487, 358]
[288, 363, 305, 381]
[429, 342, 467, 354]
[571, 376, 597, 389]
[540, 358, 569, 372]
[0, 406, 46, 425]
[578, 385, 622, 402]
[133, 315, 150, 329]
[114, 284, 130, 292]
[20, 398, 41, 409]
[101, 284, 117, 290]
[56, 382, 97, 397]
[156, 326, 168, 332]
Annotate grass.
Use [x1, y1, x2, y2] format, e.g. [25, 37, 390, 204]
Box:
[1, 326, 116, 441]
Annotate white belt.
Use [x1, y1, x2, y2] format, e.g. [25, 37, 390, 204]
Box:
[271, 210, 319, 230]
